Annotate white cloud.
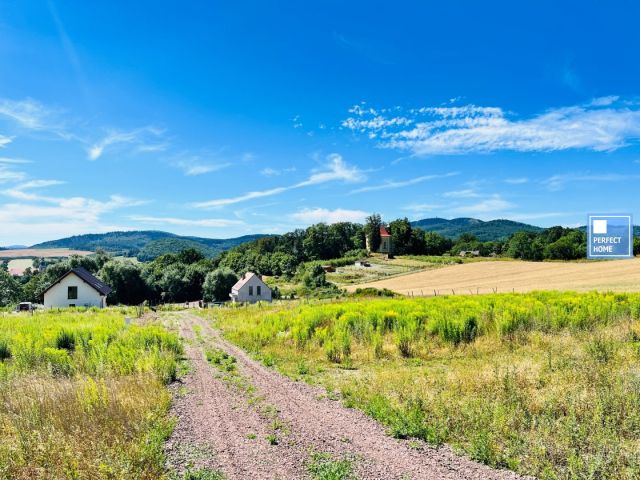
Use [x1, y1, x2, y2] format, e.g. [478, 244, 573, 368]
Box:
[542, 172, 640, 191]
[403, 203, 445, 215]
[449, 195, 515, 215]
[194, 154, 365, 209]
[260, 166, 298, 177]
[0, 136, 12, 148]
[175, 161, 231, 176]
[128, 215, 244, 228]
[289, 207, 369, 224]
[343, 97, 640, 155]
[0, 166, 26, 183]
[88, 126, 164, 160]
[442, 188, 480, 198]
[0, 98, 52, 129]
[351, 171, 458, 194]
[505, 177, 529, 185]
[588, 95, 619, 107]
[0, 157, 30, 164]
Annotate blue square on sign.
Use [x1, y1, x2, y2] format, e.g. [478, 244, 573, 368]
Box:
[587, 214, 633, 259]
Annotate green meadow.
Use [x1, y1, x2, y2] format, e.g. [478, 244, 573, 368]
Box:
[201, 292, 640, 480]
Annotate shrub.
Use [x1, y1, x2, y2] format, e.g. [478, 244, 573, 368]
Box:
[55, 329, 76, 351]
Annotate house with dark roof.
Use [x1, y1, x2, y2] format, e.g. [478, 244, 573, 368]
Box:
[43, 267, 112, 309]
[229, 272, 272, 303]
[366, 226, 393, 254]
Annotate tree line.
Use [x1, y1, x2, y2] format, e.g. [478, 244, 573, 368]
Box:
[1, 215, 639, 307]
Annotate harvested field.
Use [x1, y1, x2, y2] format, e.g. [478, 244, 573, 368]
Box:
[0, 248, 93, 258]
[347, 258, 640, 295]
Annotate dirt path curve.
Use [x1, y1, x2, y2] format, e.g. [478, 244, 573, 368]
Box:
[166, 312, 531, 480]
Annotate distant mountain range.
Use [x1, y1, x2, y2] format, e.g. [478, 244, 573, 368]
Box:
[31, 231, 267, 260]
[410, 217, 543, 241]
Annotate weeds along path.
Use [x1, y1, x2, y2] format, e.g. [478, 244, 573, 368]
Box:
[168, 312, 529, 480]
[164, 312, 309, 479]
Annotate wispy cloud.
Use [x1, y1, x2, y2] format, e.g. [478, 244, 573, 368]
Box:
[0, 98, 54, 130]
[290, 207, 369, 225]
[88, 126, 164, 160]
[260, 166, 297, 177]
[351, 171, 458, 194]
[542, 172, 640, 191]
[343, 97, 640, 155]
[194, 154, 365, 209]
[449, 195, 515, 215]
[128, 215, 243, 228]
[442, 188, 480, 198]
[174, 160, 231, 176]
[0, 135, 12, 148]
[505, 177, 529, 185]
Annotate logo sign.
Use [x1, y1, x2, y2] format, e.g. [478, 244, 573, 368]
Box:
[587, 214, 633, 259]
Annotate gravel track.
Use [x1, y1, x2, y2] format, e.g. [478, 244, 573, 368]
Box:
[165, 312, 531, 480]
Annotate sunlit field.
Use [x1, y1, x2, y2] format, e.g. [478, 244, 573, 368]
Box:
[202, 292, 640, 480]
[0, 308, 182, 480]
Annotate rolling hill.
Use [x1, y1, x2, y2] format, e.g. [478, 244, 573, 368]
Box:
[410, 217, 543, 241]
[31, 231, 267, 260]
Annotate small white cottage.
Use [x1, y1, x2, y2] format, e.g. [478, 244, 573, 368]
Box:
[229, 272, 272, 303]
[43, 267, 112, 309]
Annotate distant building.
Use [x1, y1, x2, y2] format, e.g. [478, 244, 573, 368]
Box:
[459, 250, 481, 257]
[229, 272, 272, 303]
[366, 226, 392, 254]
[321, 265, 336, 273]
[43, 267, 112, 308]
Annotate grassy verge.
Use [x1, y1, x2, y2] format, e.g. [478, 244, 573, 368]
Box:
[0, 308, 183, 479]
[199, 292, 640, 480]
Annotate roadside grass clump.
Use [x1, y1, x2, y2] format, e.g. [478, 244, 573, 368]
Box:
[200, 291, 640, 480]
[206, 348, 237, 372]
[306, 452, 355, 480]
[0, 308, 182, 479]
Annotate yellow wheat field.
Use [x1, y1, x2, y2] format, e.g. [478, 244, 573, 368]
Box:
[347, 258, 640, 295]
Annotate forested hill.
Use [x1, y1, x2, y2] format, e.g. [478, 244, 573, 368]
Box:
[410, 218, 543, 241]
[31, 231, 267, 260]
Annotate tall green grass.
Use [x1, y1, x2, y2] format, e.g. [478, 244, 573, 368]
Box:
[0, 309, 183, 479]
[201, 291, 640, 480]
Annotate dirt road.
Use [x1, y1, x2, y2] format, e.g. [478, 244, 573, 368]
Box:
[165, 312, 529, 480]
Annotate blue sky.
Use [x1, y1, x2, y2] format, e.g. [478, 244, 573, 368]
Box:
[1, 1, 639, 245]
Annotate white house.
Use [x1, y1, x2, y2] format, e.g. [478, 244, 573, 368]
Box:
[366, 226, 393, 254]
[43, 267, 112, 309]
[229, 272, 272, 303]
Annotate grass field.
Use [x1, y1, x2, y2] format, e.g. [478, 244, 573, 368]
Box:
[202, 292, 640, 480]
[348, 258, 640, 295]
[0, 308, 182, 479]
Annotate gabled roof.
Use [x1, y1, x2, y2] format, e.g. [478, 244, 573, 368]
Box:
[380, 226, 391, 237]
[42, 267, 112, 296]
[231, 272, 268, 291]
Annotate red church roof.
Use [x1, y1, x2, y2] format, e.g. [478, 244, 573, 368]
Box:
[380, 226, 391, 237]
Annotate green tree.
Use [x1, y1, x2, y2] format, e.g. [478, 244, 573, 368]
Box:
[365, 213, 383, 252]
[203, 268, 238, 302]
[634, 236, 640, 256]
[389, 218, 413, 255]
[0, 269, 22, 307]
[423, 231, 452, 255]
[98, 260, 148, 305]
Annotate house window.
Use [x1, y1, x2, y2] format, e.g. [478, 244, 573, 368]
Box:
[249, 286, 253, 296]
[257, 285, 261, 296]
[68, 286, 78, 300]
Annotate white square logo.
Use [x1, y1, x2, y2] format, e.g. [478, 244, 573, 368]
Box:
[593, 219, 608, 234]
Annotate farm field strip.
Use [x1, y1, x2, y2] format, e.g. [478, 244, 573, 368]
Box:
[0, 248, 94, 258]
[348, 258, 640, 294]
